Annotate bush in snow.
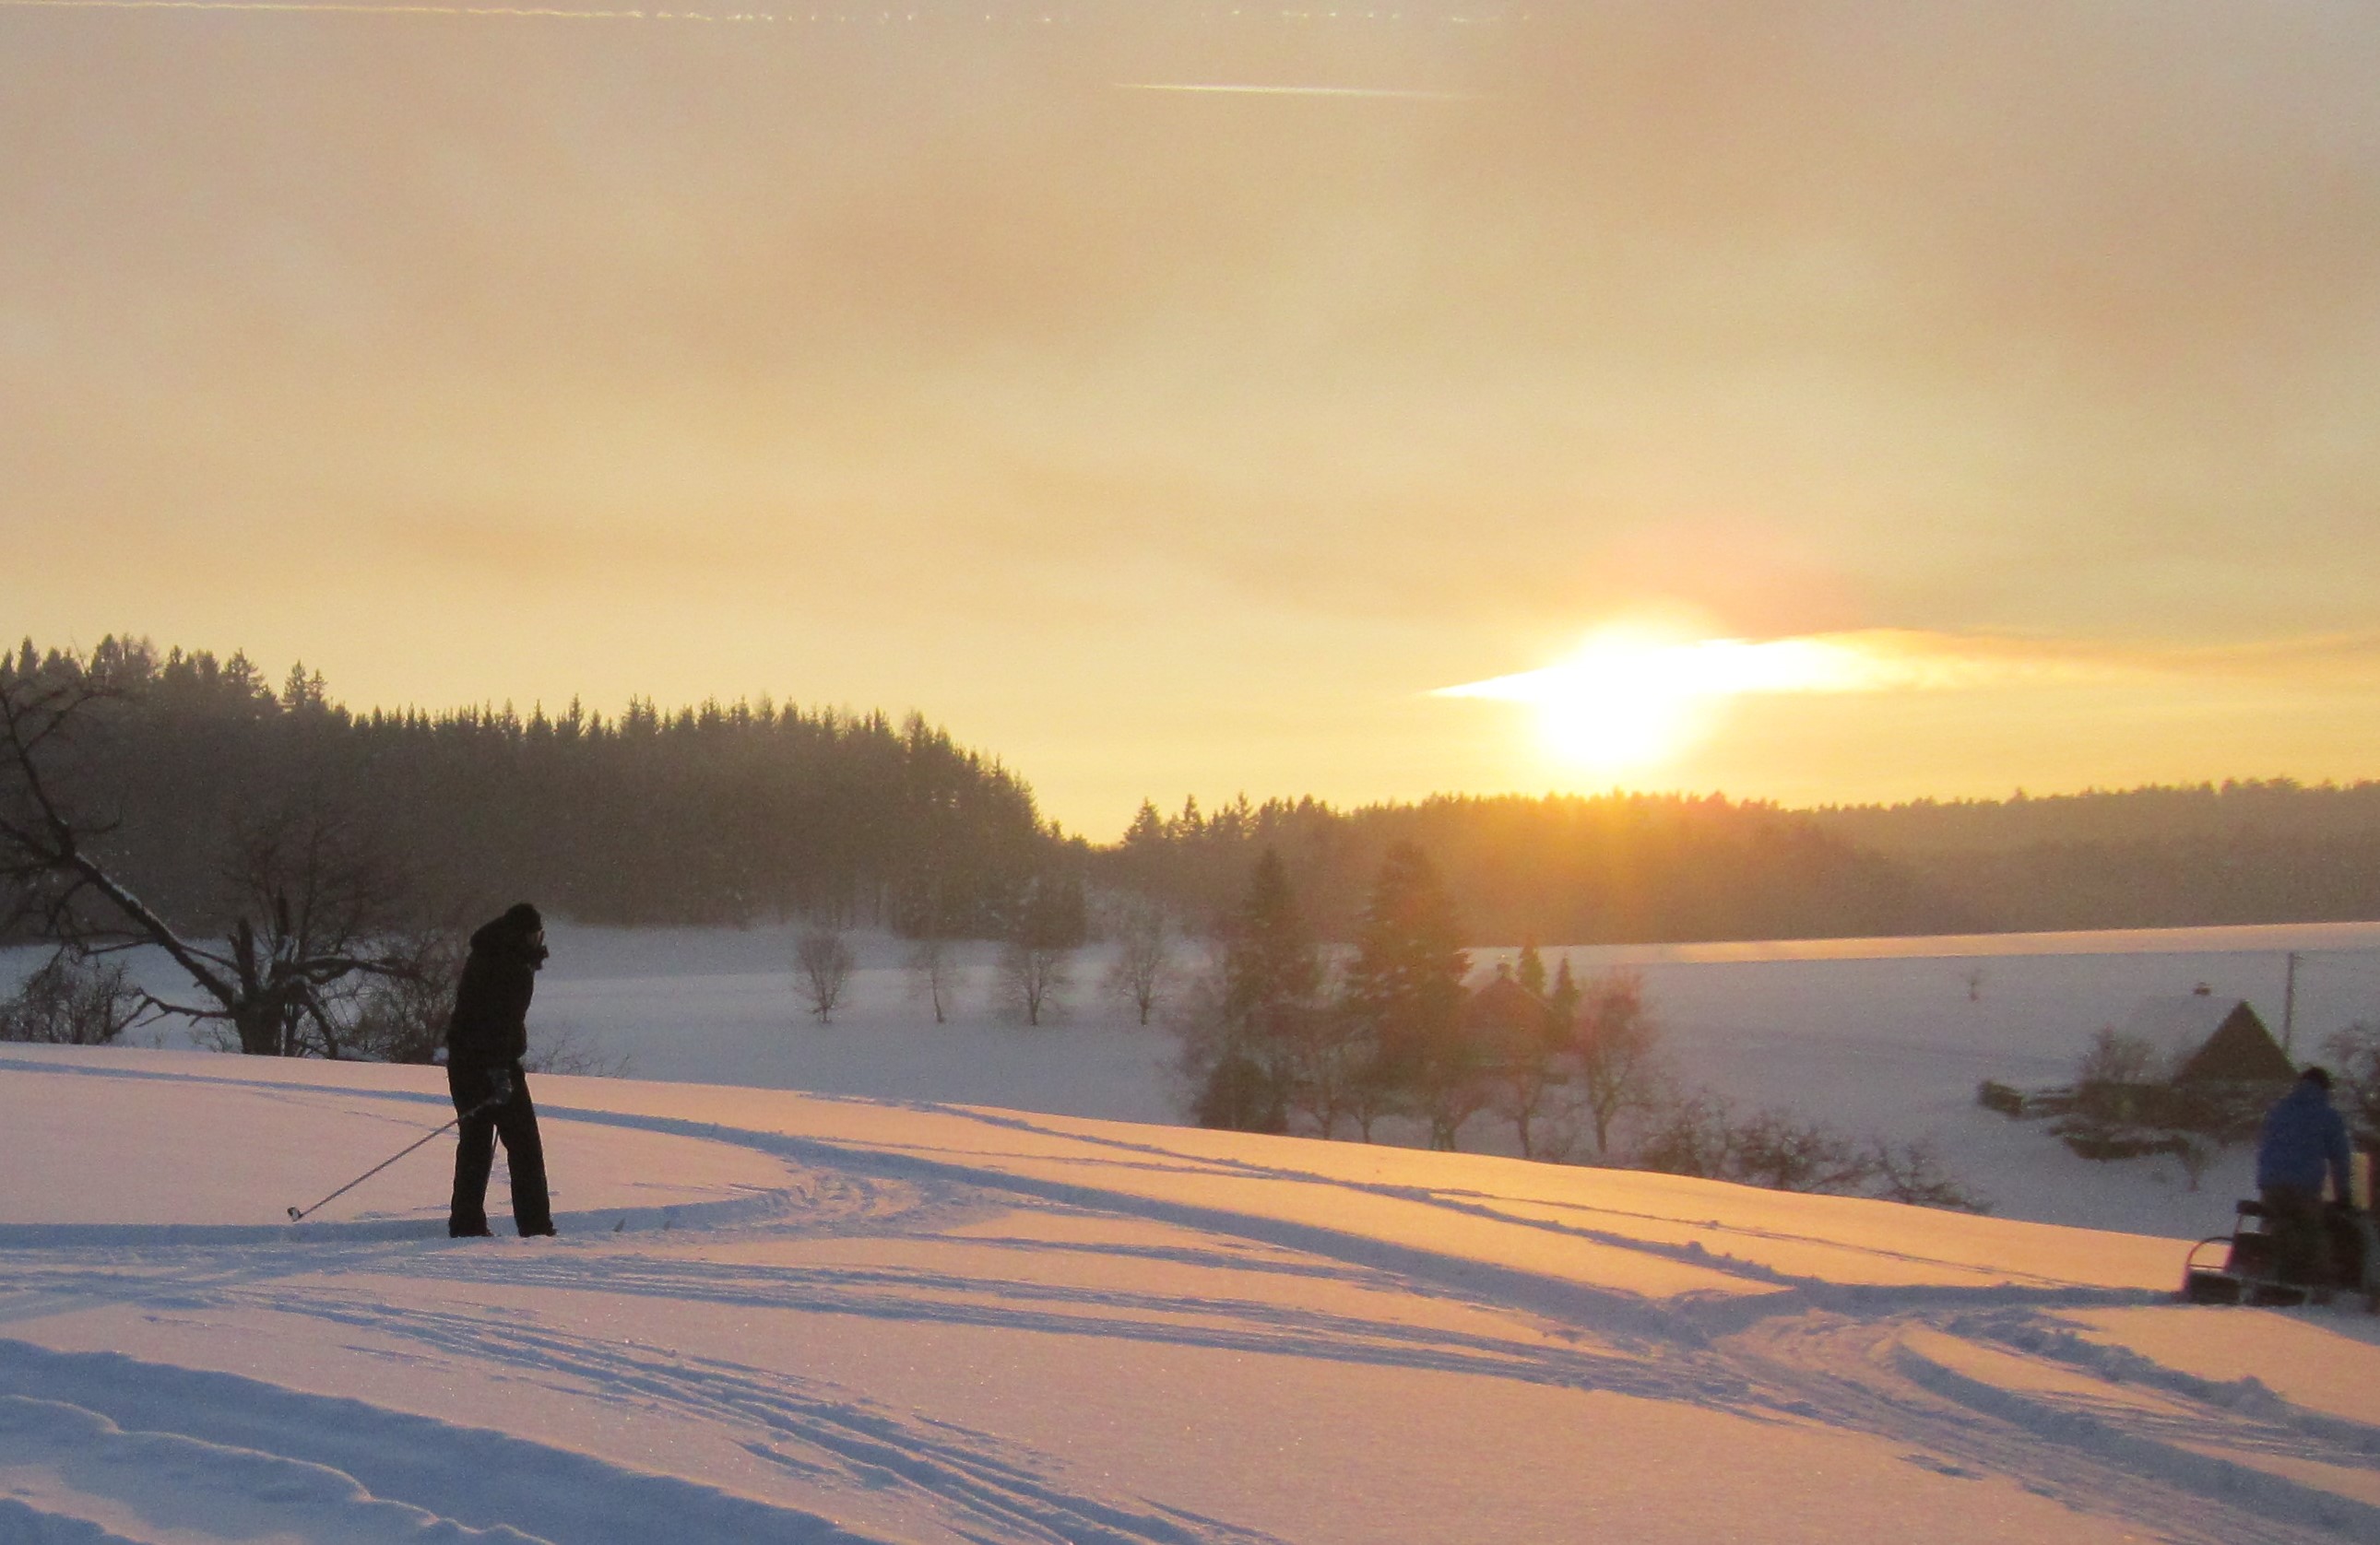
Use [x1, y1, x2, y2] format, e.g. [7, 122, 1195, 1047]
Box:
[1635, 1087, 1990, 1212]
[522, 1020, 632, 1078]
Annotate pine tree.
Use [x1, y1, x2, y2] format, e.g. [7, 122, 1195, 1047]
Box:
[1515, 939, 1547, 998]
[1546, 955, 1581, 1039]
[1122, 800, 1166, 850]
[1342, 843, 1474, 1148]
[1223, 849, 1319, 1034]
[1190, 848, 1318, 1134]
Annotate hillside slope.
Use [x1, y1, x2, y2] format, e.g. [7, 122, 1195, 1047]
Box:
[3, 1047, 2375, 1544]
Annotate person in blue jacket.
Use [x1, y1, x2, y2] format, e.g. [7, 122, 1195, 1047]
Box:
[2256, 1067, 2355, 1292]
[444, 902, 555, 1238]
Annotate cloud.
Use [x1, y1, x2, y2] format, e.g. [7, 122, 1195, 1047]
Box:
[1437, 626, 2380, 708]
[11, 4, 2380, 823]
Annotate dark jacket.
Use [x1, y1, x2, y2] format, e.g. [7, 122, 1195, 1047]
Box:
[445, 913, 544, 1068]
[2256, 1079, 2353, 1199]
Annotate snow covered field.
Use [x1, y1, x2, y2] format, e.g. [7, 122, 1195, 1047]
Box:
[521, 919, 2380, 1237]
[26, 918, 2380, 1238]
[44, 917, 2380, 1239]
[7, 1043, 2380, 1545]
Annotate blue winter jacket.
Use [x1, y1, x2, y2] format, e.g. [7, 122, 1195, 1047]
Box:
[2256, 1079, 2353, 1199]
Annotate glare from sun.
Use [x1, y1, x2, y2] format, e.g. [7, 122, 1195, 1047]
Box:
[1435, 625, 1889, 774]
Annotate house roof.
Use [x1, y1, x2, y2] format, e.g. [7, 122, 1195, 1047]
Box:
[1462, 973, 1556, 1068]
[1463, 973, 1552, 1034]
[2116, 996, 2295, 1083]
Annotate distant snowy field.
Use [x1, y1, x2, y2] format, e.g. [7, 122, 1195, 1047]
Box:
[18, 919, 2380, 1238]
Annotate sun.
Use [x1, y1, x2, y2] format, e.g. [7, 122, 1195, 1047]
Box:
[1436, 623, 1882, 774]
[1526, 629, 1723, 772]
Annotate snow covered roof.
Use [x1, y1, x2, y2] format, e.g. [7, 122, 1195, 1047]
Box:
[2120, 995, 2242, 1060]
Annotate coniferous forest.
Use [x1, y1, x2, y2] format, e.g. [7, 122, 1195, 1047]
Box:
[1104, 783, 2380, 943]
[1098, 793, 1973, 944]
[0, 637, 1056, 941]
[7, 634, 2380, 948]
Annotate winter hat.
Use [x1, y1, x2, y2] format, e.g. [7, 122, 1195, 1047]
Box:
[2301, 1066, 2333, 1091]
[503, 902, 544, 935]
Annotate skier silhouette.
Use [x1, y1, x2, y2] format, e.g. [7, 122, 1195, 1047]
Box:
[444, 902, 555, 1237]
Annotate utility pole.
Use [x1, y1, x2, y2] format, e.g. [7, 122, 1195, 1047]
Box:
[2282, 950, 2301, 1056]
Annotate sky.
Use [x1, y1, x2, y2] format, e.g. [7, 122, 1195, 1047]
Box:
[5, 1, 2379, 837]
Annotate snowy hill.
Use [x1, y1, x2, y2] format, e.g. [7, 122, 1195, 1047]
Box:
[5, 1045, 2378, 1544]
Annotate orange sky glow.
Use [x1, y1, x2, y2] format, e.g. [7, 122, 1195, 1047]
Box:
[5, 2, 2379, 835]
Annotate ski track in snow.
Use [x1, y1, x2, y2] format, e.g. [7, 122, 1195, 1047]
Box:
[0, 1339, 892, 1545]
[0, 1391, 547, 1544]
[5, 1058, 2379, 1542]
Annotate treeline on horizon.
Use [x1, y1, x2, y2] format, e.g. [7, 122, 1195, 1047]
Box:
[1098, 793, 1971, 944]
[8, 634, 2380, 948]
[1110, 779, 2380, 941]
[1808, 782, 2380, 933]
[0, 637, 1056, 940]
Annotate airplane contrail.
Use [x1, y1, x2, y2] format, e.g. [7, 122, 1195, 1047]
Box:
[0, 6, 1488, 43]
[1116, 82, 1473, 100]
[0, 0, 786, 17]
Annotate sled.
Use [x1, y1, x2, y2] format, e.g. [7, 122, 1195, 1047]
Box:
[2181, 1198, 2375, 1310]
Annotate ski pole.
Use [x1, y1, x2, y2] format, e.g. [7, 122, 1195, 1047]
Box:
[284, 1093, 505, 1223]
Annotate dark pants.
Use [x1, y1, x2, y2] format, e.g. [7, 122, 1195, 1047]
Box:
[2261, 1184, 2327, 1288]
[448, 1061, 552, 1237]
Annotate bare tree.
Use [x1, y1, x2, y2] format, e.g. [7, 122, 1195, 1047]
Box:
[2077, 1024, 2159, 1089]
[998, 937, 1072, 1026]
[0, 949, 142, 1044]
[0, 666, 427, 1056]
[330, 928, 467, 1063]
[998, 871, 1083, 1027]
[795, 925, 857, 1024]
[1277, 962, 1365, 1139]
[1487, 1032, 1571, 1160]
[2323, 1021, 2380, 1144]
[1102, 895, 1177, 1027]
[1337, 1020, 1405, 1145]
[905, 932, 965, 1025]
[1571, 969, 1664, 1158]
